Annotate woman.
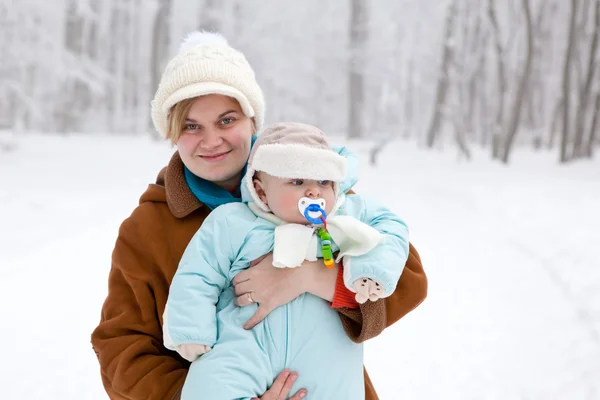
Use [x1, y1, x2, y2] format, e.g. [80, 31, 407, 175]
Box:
[91, 31, 427, 400]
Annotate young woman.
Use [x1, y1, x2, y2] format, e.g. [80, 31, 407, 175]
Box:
[91, 31, 427, 400]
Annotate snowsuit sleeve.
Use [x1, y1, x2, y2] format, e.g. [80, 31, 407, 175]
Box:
[163, 206, 235, 351]
[340, 194, 409, 298]
[336, 243, 427, 343]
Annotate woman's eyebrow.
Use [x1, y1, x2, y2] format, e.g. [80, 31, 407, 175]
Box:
[185, 110, 238, 123]
[218, 110, 238, 118]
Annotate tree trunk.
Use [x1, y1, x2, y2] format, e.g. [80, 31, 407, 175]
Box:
[487, 0, 507, 159]
[149, 0, 172, 138]
[348, 0, 368, 139]
[549, 98, 563, 149]
[403, 57, 414, 139]
[573, 0, 600, 158]
[586, 90, 600, 157]
[561, 0, 579, 163]
[426, 0, 458, 148]
[501, 0, 535, 164]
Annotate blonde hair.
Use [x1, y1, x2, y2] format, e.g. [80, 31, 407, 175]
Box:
[166, 97, 257, 143]
[166, 98, 197, 143]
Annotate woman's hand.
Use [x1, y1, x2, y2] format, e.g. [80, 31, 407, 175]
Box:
[252, 370, 306, 400]
[233, 254, 338, 329]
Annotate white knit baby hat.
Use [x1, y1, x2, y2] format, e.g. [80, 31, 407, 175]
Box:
[246, 122, 347, 212]
[151, 31, 265, 139]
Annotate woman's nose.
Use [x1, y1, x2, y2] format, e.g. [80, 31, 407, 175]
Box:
[199, 127, 223, 149]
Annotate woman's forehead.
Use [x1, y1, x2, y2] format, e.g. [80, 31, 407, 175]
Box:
[187, 95, 242, 117]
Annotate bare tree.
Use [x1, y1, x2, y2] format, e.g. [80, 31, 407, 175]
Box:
[404, 57, 415, 139]
[426, 0, 458, 148]
[500, 0, 535, 163]
[561, 0, 580, 163]
[149, 0, 172, 137]
[348, 0, 369, 139]
[549, 98, 563, 149]
[573, 0, 600, 158]
[524, 1, 551, 140]
[487, 0, 507, 159]
[586, 90, 600, 156]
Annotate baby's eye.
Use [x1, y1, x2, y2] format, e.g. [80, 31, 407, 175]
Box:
[318, 180, 331, 186]
[290, 179, 304, 185]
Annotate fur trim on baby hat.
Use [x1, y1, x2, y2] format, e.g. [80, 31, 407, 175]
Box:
[246, 122, 347, 212]
[151, 31, 265, 138]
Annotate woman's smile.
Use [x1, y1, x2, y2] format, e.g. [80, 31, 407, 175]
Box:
[198, 150, 232, 162]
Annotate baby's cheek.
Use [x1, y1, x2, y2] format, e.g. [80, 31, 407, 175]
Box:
[281, 193, 301, 214]
[324, 191, 336, 213]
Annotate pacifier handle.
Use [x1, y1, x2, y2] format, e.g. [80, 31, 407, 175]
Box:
[303, 204, 327, 225]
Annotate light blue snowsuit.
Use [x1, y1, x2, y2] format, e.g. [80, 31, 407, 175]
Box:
[164, 151, 409, 399]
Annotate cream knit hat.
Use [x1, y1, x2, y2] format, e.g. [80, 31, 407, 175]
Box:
[246, 122, 347, 212]
[151, 31, 265, 138]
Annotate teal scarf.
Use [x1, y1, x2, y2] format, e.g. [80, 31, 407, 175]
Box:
[184, 136, 257, 210]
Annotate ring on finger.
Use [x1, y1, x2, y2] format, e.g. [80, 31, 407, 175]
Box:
[246, 292, 255, 304]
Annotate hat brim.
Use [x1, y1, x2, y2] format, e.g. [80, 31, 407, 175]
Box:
[245, 143, 347, 213]
[163, 82, 255, 119]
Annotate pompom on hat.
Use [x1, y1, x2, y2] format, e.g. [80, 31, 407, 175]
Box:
[151, 31, 265, 138]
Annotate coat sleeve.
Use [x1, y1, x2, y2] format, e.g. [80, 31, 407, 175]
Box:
[163, 209, 232, 351]
[91, 215, 187, 400]
[341, 194, 409, 297]
[336, 242, 427, 343]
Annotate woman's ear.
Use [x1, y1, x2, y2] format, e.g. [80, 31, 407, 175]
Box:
[253, 177, 268, 205]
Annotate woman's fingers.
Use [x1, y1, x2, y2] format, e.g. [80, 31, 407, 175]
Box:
[249, 253, 269, 267]
[235, 291, 258, 307]
[232, 269, 251, 286]
[267, 369, 290, 397]
[233, 279, 253, 296]
[244, 304, 271, 330]
[275, 371, 299, 400]
[258, 370, 306, 400]
[287, 389, 307, 400]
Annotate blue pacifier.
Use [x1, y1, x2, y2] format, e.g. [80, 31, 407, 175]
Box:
[298, 197, 327, 225]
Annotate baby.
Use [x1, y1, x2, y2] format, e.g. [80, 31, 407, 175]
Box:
[164, 122, 410, 399]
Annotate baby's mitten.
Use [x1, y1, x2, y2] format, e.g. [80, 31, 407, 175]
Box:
[352, 278, 384, 304]
[176, 343, 212, 362]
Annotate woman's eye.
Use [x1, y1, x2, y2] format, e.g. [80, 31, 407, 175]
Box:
[185, 124, 199, 131]
[318, 180, 331, 186]
[220, 117, 235, 125]
[290, 179, 304, 185]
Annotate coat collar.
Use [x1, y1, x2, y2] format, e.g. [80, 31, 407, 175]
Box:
[159, 151, 204, 218]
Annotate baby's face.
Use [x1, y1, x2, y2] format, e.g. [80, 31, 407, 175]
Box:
[253, 172, 336, 224]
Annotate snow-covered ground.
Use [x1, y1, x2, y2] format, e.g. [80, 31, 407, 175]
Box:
[1, 133, 599, 399]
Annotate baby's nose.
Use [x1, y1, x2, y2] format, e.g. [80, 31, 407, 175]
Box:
[305, 185, 320, 197]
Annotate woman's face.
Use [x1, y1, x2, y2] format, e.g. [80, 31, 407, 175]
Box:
[176, 94, 254, 191]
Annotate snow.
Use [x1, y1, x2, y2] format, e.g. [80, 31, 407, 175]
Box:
[1, 133, 599, 399]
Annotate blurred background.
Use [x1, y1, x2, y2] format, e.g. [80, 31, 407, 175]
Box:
[2, 0, 600, 163]
[1, 0, 600, 399]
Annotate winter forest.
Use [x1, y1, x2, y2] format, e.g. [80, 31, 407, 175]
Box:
[2, 0, 600, 164]
[2, 1, 600, 400]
